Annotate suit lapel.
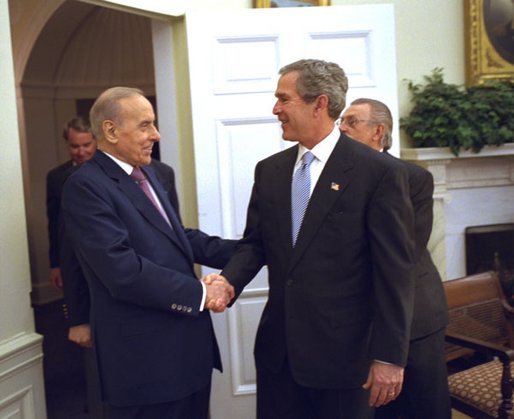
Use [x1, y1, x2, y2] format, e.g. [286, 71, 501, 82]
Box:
[272, 146, 298, 253]
[143, 166, 195, 264]
[94, 152, 193, 263]
[288, 135, 354, 270]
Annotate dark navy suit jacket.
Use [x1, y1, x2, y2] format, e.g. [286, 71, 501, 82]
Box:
[61, 151, 234, 407]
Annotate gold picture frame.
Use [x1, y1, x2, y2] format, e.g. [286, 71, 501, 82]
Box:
[254, 0, 330, 7]
[465, 0, 514, 84]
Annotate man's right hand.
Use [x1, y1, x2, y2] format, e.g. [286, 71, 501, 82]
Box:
[68, 324, 93, 348]
[202, 274, 235, 312]
[50, 267, 63, 289]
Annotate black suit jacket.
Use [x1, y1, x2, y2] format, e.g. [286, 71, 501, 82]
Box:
[61, 151, 235, 407]
[387, 153, 448, 339]
[46, 160, 73, 268]
[222, 134, 415, 390]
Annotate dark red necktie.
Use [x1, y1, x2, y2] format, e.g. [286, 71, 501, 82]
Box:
[130, 167, 171, 226]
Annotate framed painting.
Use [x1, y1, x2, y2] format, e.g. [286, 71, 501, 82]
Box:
[254, 0, 330, 7]
[465, 0, 514, 84]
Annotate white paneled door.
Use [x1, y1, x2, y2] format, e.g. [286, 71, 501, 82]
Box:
[186, 5, 398, 418]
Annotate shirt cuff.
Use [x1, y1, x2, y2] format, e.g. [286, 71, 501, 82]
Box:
[199, 280, 207, 311]
[374, 359, 393, 365]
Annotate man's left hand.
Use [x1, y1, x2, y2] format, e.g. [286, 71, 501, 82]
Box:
[68, 324, 93, 348]
[362, 361, 404, 407]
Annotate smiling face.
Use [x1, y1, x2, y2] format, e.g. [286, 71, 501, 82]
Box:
[272, 71, 318, 146]
[105, 95, 160, 167]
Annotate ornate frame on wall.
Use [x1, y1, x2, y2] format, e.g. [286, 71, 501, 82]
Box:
[465, 0, 514, 84]
[254, 0, 330, 7]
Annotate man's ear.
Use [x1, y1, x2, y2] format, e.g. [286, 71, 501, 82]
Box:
[103, 120, 118, 144]
[313, 95, 329, 117]
[373, 123, 385, 146]
[315, 94, 328, 110]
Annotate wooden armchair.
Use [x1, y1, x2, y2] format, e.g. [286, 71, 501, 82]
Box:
[444, 271, 514, 418]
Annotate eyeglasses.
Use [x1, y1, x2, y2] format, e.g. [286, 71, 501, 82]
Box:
[339, 117, 371, 128]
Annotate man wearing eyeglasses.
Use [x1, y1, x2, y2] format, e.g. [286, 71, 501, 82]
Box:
[340, 98, 451, 419]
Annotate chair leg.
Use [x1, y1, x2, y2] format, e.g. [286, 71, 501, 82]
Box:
[499, 361, 513, 419]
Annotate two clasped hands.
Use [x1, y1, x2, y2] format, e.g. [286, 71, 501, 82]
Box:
[202, 273, 234, 312]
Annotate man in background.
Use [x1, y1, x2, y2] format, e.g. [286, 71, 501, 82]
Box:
[340, 98, 450, 419]
[46, 116, 96, 289]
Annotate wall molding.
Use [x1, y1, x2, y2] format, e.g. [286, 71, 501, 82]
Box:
[0, 332, 46, 418]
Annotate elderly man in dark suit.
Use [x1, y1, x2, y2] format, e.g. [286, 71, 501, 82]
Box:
[62, 158, 192, 345]
[62, 156, 234, 419]
[61, 86, 235, 419]
[46, 116, 96, 289]
[210, 59, 416, 419]
[340, 97, 451, 419]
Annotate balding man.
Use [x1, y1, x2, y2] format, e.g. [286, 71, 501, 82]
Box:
[340, 98, 450, 419]
[62, 87, 235, 419]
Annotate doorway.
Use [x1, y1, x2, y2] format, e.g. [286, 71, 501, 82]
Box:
[13, 1, 157, 416]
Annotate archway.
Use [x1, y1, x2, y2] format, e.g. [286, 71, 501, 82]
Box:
[10, 1, 160, 415]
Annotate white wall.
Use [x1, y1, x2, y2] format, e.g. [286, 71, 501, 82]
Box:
[332, 0, 465, 147]
[0, 0, 46, 417]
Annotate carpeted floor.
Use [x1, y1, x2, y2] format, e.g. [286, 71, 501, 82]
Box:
[32, 300, 472, 419]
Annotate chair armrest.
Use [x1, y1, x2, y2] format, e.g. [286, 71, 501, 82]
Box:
[446, 331, 514, 364]
[501, 300, 514, 316]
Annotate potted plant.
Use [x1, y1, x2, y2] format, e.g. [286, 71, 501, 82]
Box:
[400, 68, 514, 156]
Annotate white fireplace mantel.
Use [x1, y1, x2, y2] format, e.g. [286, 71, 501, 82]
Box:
[400, 143, 514, 280]
[401, 143, 514, 202]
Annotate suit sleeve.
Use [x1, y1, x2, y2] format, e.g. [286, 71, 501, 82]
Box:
[186, 229, 238, 269]
[221, 164, 267, 298]
[368, 163, 415, 366]
[60, 232, 91, 326]
[149, 161, 238, 269]
[62, 174, 204, 315]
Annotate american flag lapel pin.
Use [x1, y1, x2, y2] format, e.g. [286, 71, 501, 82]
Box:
[331, 182, 340, 191]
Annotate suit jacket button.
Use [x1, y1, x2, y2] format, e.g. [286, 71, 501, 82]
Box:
[187, 307, 192, 313]
[177, 305, 183, 311]
[171, 303, 177, 310]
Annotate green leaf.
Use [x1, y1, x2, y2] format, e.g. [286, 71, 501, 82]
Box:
[401, 68, 514, 156]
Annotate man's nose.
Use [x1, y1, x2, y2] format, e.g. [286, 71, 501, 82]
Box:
[272, 101, 280, 115]
[151, 126, 160, 142]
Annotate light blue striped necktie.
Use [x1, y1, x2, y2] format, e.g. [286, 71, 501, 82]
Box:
[291, 151, 315, 246]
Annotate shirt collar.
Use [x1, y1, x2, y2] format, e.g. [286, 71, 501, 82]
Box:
[101, 151, 134, 175]
[295, 124, 340, 165]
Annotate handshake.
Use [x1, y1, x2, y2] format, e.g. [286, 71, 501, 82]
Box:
[202, 273, 235, 313]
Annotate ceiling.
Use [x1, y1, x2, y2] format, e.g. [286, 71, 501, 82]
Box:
[22, 1, 154, 91]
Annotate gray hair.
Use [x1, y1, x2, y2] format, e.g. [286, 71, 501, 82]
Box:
[279, 59, 348, 120]
[89, 87, 144, 140]
[351, 98, 393, 151]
